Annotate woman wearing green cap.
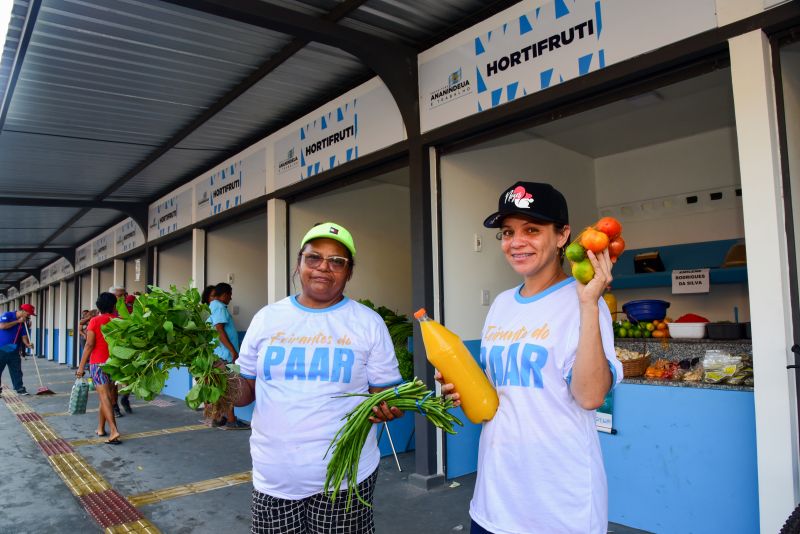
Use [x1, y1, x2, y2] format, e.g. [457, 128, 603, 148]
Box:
[232, 222, 403, 533]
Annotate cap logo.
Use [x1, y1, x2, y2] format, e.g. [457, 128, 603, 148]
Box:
[329, 227, 339, 235]
[505, 185, 534, 209]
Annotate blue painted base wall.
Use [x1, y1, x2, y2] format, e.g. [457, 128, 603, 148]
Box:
[445, 340, 483, 479]
[442, 341, 759, 533]
[52, 329, 59, 361]
[600, 383, 758, 534]
[161, 366, 192, 401]
[377, 411, 415, 457]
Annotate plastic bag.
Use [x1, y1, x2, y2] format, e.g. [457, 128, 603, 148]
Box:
[703, 350, 742, 384]
[69, 378, 89, 415]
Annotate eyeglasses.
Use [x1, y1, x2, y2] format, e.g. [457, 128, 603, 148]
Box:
[301, 253, 350, 273]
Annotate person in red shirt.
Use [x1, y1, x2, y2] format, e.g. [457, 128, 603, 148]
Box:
[76, 292, 121, 444]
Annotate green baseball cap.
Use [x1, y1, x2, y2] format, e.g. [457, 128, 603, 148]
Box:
[300, 222, 356, 258]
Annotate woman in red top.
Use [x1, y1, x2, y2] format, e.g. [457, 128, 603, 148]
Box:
[76, 292, 121, 444]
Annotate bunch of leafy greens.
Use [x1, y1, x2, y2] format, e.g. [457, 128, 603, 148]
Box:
[357, 299, 413, 381]
[101, 285, 232, 409]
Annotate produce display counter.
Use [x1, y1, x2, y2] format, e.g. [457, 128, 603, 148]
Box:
[603, 338, 757, 533]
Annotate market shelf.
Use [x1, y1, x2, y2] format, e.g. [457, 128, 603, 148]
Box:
[612, 266, 748, 289]
[611, 238, 747, 289]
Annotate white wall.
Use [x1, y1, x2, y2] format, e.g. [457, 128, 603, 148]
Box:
[440, 135, 597, 339]
[66, 279, 75, 332]
[156, 239, 192, 289]
[80, 273, 91, 311]
[98, 265, 114, 295]
[125, 254, 146, 294]
[595, 127, 744, 249]
[206, 212, 268, 333]
[594, 126, 749, 321]
[288, 171, 412, 316]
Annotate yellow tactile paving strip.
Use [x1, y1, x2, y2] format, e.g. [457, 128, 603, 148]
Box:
[127, 471, 253, 507]
[1, 388, 161, 533]
[23, 419, 61, 442]
[104, 520, 162, 533]
[70, 424, 209, 447]
[49, 452, 112, 496]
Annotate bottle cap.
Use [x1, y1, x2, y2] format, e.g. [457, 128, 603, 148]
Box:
[413, 308, 427, 320]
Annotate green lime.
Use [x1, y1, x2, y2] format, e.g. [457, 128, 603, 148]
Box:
[623, 321, 632, 329]
[643, 330, 652, 338]
[565, 241, 586, 263]
[618, 328, 627, 338]
[571, 259, 594, 284]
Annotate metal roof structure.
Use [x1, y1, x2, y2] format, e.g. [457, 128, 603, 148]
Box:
[0, 0, 514, 292]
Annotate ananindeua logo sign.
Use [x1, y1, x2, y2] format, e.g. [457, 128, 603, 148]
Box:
[418, 0, 717, 132]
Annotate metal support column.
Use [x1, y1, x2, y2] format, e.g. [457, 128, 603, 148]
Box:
[72, 276, 80, 368]
[407, 135, 443, 489]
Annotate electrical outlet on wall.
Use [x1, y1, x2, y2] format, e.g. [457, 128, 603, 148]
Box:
[232, 305, 240, 315]
[481, 289, 490, 306]
[473, 234, 483, 252]
[227, 273, 234, 284]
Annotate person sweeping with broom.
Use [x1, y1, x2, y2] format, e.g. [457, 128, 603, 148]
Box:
[0, 303, 36, 396]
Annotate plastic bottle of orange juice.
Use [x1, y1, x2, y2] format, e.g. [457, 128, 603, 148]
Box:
[414, 308, 499, 424]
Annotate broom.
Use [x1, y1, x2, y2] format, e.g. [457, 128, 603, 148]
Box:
[24, 321, 55, 395]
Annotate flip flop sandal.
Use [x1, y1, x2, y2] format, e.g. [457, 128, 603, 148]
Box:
[95, 432, 107, 437]
[105, 438, 122, 445]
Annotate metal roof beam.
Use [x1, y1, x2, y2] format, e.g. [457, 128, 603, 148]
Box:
[0, 197, 142, 212]
[0, 0, 42, 133]
[160, 0, 419, 130]
[0, 247, 72, 256]
[0, 269, 39, 276]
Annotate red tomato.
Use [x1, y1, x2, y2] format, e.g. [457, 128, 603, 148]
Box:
[608, 236, 625, 259]
[595, 217, 622, 240]
[580, 228, 609, 253]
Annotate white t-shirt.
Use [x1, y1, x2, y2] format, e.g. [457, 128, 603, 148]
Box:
[469, 278, 622, 534]
[237, 295, 403, 499]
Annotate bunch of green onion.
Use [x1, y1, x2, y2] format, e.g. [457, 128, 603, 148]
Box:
[324, 378, 463, 509]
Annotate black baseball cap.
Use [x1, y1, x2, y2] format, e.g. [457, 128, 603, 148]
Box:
[483, 181, 569, 228]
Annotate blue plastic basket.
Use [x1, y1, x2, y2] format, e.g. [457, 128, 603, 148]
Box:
[622, 299, 670, 322]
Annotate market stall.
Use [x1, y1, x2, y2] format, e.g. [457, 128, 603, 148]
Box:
[155, 238, 193, 399]
[205, 211, 268, 421]
[437, 65, 757, 533]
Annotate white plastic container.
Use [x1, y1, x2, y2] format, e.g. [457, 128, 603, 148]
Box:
[667, 322, 707, 339]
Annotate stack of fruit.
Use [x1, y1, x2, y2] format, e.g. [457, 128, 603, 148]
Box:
[565, 217, 626, 284]
[614, 318, 671, 339]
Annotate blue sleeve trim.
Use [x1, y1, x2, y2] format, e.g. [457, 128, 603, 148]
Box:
[240, 373, 257, 380]
[608, 361, 619, 391]
[369, 378, 404, 388]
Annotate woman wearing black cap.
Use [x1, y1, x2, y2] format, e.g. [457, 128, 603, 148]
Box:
[438, 181, 622, 534]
